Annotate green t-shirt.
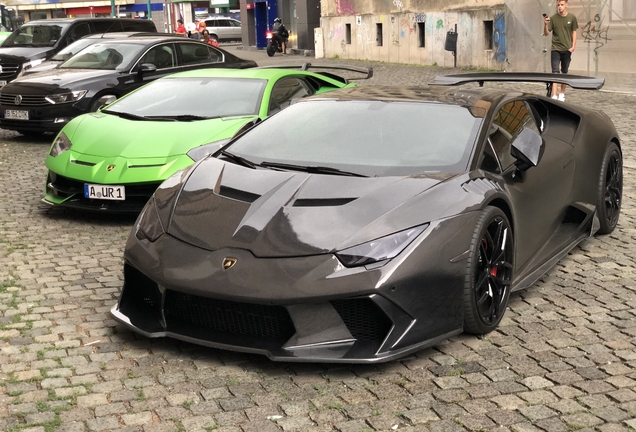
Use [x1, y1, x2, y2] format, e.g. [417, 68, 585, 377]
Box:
[549, 13, 578, 52]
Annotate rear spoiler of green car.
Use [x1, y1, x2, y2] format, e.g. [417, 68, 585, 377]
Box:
[258, 63, 373, 82]
[432, 72, 604, 95]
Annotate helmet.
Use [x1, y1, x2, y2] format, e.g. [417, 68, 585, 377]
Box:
[274, 17, 282, 23]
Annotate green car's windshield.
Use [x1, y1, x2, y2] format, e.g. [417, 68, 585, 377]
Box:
[61, 42, 144, 70]
[105, 77, 267, 119]
[225, 100, 483, 177]
[3, 23, 70, 47]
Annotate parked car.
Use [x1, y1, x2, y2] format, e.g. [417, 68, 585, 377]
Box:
[43, 64, 372, 212]
[202, 17, 241, 42]
[0, 35, 257, 136]
[24, 32, 161, 76]
[0, 18, 157, 86]
[110, 73, 622, 362]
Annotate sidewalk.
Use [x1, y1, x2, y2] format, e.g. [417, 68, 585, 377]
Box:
[233, 45, 635, 96]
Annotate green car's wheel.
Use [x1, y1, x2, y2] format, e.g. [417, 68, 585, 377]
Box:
[463, 206, 513, 335]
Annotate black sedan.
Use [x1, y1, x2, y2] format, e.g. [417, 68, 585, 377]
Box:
[111, 74, 622, 362]
[0, 35, 257, 136]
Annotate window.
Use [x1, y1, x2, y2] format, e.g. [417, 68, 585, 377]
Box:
[67, 23, 91, 45]
[268, 78, 313, 115]
[29, 11, 47, 21]
[139, 44, 175, 69]
[346, 24, 351, 44]
[376, 23, 383, 46]
[418, 22, 425, 47]
[480, 100, 535, 173]
[180, 43, 221, 65]
[93, 21, 123, 33]
[484, 20, 494, 49]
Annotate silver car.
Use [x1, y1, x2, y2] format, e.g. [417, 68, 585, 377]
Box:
[203, 17, 241, 42]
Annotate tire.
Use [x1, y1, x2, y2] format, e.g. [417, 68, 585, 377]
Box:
[266, 41, 277, 57]
[90, 95, 114, 112]
[210, 34, 219, 43]
[463, 206, 514, 335]
[596, 142, 622, 235]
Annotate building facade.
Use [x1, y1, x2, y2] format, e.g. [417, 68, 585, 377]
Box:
[316, 0, 636, 74]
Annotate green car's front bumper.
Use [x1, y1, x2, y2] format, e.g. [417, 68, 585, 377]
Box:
[43, 152, 195, 213]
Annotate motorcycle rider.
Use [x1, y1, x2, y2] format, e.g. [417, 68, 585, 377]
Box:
[272, 17, 288, 55]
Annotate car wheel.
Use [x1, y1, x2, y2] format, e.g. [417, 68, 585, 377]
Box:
[211, 34, 219, 43]
[596, 142, 622, 235]
[463, 206, 513, 335]
[90, 95, 114, 112]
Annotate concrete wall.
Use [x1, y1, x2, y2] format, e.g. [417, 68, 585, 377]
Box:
[318, 0, 636, 74]
[319, 3, 505, 69]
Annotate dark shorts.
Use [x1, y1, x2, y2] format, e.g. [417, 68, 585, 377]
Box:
[551, 50, 572, 74]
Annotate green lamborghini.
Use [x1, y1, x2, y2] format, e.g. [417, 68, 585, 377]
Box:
[43, 65, 371, 211]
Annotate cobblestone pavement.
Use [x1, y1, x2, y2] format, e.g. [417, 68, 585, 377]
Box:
[0, 52, 635, 432]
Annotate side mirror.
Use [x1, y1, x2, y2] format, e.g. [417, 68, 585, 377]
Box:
[94, 94, 117, 111]
[511, 128, 544, 172]
[138, 63, 157, 74]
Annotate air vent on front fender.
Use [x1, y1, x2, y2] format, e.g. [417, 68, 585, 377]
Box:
[71, 160, 96, 167]
[218, 186, 261, 203]
[292, 198, 356, 207]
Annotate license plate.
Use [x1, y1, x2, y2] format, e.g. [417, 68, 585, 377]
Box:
[5, 109, 28, 120]
[84, 183, 126, 201]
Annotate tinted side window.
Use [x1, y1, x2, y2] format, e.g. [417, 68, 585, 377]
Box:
[180, 43, 221, 65]
[229, 20, 241, 27]
[268, 78, 313, 115]
[67, 23, 91, 45]
[121, 20, 156, 32]
[139, 45, 175, 69]
[92, 21, 124, 33]
[481, 100, 533, 172]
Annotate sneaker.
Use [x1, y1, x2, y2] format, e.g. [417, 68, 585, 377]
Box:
[551, 95, 558, 100]
[558, 93, 565, 101]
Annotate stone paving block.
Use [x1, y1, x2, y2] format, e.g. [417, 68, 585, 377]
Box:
[86, 416, 119, 431]
[562, 412, 605, 428]
[402, 407, 439, 425]
[275, 415, 313, 431]
[76, 393, 108, 408]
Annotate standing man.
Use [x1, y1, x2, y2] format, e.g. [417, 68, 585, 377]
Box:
[176, 19, 186, 36]
[544, 0, 578, 101]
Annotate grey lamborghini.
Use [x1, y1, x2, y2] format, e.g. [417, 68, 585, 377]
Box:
[111, 73, 622, 362]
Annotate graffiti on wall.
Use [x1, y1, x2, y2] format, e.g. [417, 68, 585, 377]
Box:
[392, 0, 404, 10]
[581, 13, 610, 49]
[493, 11, 506, 63]
[334, 0, 356, 16]
[328, 24, 345, 41]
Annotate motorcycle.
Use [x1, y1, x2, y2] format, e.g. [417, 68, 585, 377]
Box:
[266, 31, 286, 57]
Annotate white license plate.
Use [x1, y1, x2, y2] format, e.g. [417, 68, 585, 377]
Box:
[84, 183, 126, 201]
[0, 80, 7, 87]
[5, 109, 28, 120]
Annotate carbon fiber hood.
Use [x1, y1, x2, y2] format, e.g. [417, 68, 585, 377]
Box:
[166, 158, 453, 257]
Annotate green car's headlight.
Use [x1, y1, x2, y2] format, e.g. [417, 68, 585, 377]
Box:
[187, 139, 231, 162]
[45, 90, 87, 104]
[49, 132, 72, 157]
[335, 224, 429, 268]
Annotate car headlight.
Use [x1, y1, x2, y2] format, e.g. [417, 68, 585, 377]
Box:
[335, 224, 429, 268]
[45, 90, 87, 104]
[135, 197, 164, 242]
[187, 139, 231, 162]
[49, 132, 72, 157]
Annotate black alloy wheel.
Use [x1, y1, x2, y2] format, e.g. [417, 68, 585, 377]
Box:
[463, 206, 514, 334]
[596, 142, 622, 235]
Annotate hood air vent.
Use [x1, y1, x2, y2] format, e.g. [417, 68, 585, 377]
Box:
[292, 198, 356, 207]
[218, 186, 261, 203]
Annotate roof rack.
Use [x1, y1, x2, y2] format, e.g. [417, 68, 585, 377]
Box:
[432, 72, 604, 96]
[257, 63, 373, 80]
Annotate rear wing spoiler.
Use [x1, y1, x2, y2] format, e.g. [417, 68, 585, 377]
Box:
[431, 72, 604, 94]
[257, 62, 373, 82]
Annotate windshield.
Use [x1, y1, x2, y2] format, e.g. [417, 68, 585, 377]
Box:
[226, 100, 483, 176]
[3, 23, 70, 47]
[61, 42, 145, 70]
[104, 77, 266, 118]
[51, 38, 98, 61]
